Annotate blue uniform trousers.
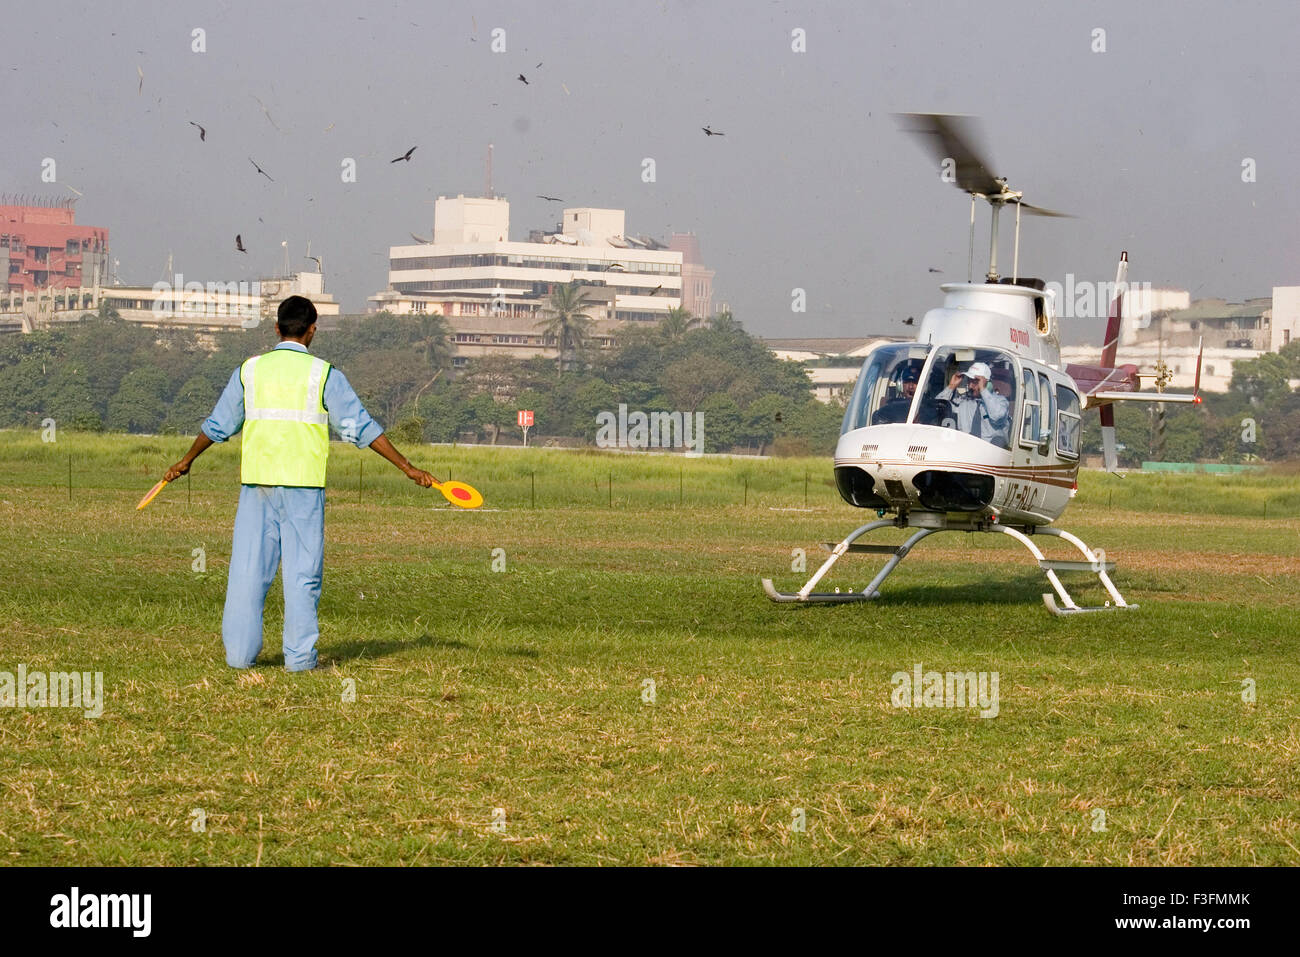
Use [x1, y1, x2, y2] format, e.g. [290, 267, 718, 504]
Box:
[222, 485, 325, 671]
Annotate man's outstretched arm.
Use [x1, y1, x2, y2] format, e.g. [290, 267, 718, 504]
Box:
[368, 433, 435, 487]
[165, 368, 244, 481]
[324, 367, 435, 487]
[165, 433, 215, 481]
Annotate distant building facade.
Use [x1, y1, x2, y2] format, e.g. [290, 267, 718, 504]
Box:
[669, 231, 714, 318]
[0, 198, 109, 294]
[1270, 286, 1300, 351]
[0, 270, 337, 341]
[369, 195, 715, 366]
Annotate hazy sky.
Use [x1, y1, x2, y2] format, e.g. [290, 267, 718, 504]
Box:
[7, 0, 1298, 344]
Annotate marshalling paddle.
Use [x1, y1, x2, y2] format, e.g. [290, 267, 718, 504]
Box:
[432, 477, 483, 509]
[136, 478, 169, 510]
[137, 475, 483, 510]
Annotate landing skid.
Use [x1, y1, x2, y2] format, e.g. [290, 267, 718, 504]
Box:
[762, 517, 1137, 615]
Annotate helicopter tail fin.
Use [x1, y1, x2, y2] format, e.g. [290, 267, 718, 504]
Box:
[1101, 251, 1127, 368]
[1100, 405, 1119, 473]
[1098, 252, 1127, 473]
[1192, 337, 1204, 402]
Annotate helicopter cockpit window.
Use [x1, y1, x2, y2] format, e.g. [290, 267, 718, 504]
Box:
[1055, 384, 1081, 458]
[914, 347, 1017, 449]
[840, 344, 931, 434]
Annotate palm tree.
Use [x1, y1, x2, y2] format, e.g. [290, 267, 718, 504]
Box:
[535, 281, 595, 373]
[415, 314, 452, 369]
[707, 308, 740, 333]
[658, 306, 699, 344]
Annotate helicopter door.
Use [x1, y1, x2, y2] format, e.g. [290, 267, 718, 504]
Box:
[1019, 367, 1040, 451]
[1037, 371, 1054, 452]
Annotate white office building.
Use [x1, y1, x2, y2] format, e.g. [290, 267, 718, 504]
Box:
[368, 196, 685, 364]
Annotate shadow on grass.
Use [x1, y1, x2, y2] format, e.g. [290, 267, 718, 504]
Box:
[322, 633, 542, 663]
[325, 632, 462, 662]
[770, 574, 1062, 610]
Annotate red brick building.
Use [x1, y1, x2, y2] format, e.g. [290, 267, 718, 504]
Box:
[0, 198, 109, 294]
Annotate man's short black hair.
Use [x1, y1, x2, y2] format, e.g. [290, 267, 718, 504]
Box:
[277, 295, 318, 338]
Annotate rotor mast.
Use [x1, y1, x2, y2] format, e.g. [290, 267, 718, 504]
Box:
[898, 113, 1069, 286]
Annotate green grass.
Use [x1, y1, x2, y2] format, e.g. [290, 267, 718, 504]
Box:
[0, 430, 1297, 865]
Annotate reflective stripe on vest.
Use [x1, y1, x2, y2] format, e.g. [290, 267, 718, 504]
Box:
[240, 350, 332, 487]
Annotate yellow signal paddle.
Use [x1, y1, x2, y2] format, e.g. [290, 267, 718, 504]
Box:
[136, 478, 170, 510]
[434, 478, 483, 509]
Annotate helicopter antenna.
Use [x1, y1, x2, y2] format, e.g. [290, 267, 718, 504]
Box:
[967, 195, 975, 282]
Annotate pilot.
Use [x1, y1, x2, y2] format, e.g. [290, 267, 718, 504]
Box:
[871, 364, 921, 425]
[936, 361, 1010, 445]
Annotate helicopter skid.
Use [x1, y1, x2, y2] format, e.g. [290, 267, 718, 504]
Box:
[764, 517, 1137, 614]
[761, 578, 878, 603]
[1042, 593, 1137, 616]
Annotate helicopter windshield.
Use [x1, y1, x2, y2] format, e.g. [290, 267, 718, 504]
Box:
[841, 343, 932, 434]
[914, 346, 1019, 448]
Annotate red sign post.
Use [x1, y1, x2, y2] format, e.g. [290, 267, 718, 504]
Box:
[517, 410, 534, 446]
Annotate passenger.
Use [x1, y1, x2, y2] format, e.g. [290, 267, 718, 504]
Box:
[871, 365, 921, 424]
[936, 361, 1010, 445]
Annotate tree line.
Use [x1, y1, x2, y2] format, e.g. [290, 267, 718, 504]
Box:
[0, 291, 843, 456]
[3, 287, 1298, 462]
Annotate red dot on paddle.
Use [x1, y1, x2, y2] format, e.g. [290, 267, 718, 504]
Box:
[452, 487, 471, 500]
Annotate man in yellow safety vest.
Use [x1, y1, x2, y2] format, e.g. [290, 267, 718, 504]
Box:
[162, 296, 435, 671]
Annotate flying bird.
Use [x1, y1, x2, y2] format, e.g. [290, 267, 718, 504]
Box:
[136, 65, 143, 94]
[391, 146, 417, 163]
[235, 234, 246, 253]
[248, 157, 274, 181]
[649, 284, 663, 296]
[517, 73, 529, 84]
[537, 194, 563, 202]
[189, 121, 206, 141]
[252, 94, 282, 132]
[902, 316, 915, 326]
[702, 126, 724, 136]
[928, 267, 942, 273]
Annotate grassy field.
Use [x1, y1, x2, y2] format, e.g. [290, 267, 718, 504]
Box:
[1, 430, 1297, 865]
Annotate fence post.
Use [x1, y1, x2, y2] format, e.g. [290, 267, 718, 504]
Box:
[531, 470, 536, 509]
[358, 459, 363, 504]
[608, 470, 613, 507]
[744, 475, 748, 506]
[804, 471, 809, 508]
[679, 466, 683, 506]
[68, 453, 72, 500]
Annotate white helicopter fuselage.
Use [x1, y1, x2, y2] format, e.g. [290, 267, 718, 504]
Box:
[834, 281, 1084, 527]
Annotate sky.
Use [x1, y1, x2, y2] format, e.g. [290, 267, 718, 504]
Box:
[6, 0, 1299, 345]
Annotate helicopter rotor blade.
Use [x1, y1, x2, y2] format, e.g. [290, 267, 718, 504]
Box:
[1016, 200, 1074, 218]
[895, 112, 1003, 196]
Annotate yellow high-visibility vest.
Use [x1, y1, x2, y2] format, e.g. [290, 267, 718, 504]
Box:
[240, 349, 331, 487]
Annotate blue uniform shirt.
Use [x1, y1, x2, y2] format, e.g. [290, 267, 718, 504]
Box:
[201, 341, 385, 450]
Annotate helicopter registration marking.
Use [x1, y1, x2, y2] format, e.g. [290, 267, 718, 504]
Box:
[1006, 481, 1040, 511]
[1010, 327, 1030, 347]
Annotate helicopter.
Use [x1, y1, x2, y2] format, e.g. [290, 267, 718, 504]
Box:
[763, 113, 1202, 615]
